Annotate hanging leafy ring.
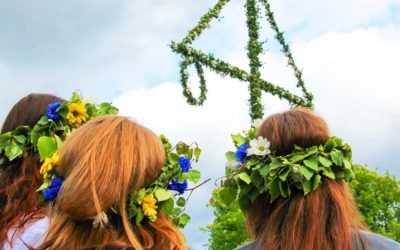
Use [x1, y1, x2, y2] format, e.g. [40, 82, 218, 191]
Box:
[179, 58, 207, 106]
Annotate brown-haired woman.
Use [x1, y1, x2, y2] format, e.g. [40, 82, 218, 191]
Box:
[235, 108, 400, 250]
[38, 116, 185, 250]
[0, 93, 65, 249]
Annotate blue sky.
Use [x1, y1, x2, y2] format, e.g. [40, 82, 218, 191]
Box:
[1, 0, 400, 249]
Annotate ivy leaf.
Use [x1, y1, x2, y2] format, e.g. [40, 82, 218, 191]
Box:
[238, 172, 251, 184]
[176, 143, 190, 155]
[298, 165, 314, 181]
[303, 155, 319, 171]
[154, 188, 171, 202]
[37, 116, 50, 126]
[37, 178, 51, 192]
[187, 170, 201, 183]
[279, 167, 291, 181]
[37, 136, 57, 161]
[135, 210, 144, 226]
[259, 164, 270, 177]
[343, 159, 352, 169]
[269, 159, 282, 170]
[279, 181, 288, 198]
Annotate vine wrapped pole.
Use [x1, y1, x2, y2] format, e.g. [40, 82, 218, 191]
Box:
[170, 0, 314, 120]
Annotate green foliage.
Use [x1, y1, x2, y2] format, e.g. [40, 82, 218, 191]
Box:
[219, 124, 356, 212]
[203, 195, 252, 250]
[171, 0, 313, 120]
[126, 136, 202, 228]
[350, 165, 400, 242]
[206, 166, 400, 249]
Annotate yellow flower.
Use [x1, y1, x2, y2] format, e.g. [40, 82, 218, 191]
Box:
[67, 103, 89, 125]
[40, 152, 59, 179]
[139, 194, 158, 220]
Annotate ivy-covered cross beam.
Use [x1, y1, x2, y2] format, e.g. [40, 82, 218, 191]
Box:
[170, 0, 314, 120]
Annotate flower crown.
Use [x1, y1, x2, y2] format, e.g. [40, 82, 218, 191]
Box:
[123, 135, 204, 228]
[0, 92, 118, 201]
[214, 119, 356, 213]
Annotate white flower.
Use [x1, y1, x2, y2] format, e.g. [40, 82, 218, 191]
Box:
[251, 118, 263, 129]
[226, 160, 240, 169]
[247, 136, 271, 156]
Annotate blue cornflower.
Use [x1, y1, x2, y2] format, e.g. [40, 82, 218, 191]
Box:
[179, 157, 191, 173]
[46, 102, 62, 121]
[167, 179, 188, 195]
[43, 177, 63, 201]
[235, 143, 249, 164]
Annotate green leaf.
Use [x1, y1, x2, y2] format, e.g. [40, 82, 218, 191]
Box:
[343, 159, 352, 169]
[279, 181, 288, 198]
[5, 143, 23, 161]
[167, 153, 180, 165]
[154, 188, 171, 201]
[176, 143, 190, 155]
[37, 116, 49, 125]
[187, 170, 201, 183]
[238, 172, 251, 184]
[298, 165, 314, 181]
[290, 153, 306, 163]
[176, 197, 186, 207]
[37, 136, 57, 161]
[269, 178, 280, 202]
[331, 150, 344, 166]
[231, 134, 246, 147]
[159, 198, 174, 214]
[225, 151, 236, 161]
[13, 135, 26, 144]
[303, 155, 319, 171]
[302, 180, 313, 195]
[259, 164, 270, 177]
[179, 213, 191, 228]
[219, 187, 237, 207]
[319, 156, 332, 167]
[194, 147, 201, 161]
[322, 168, 336, 179]
[135, 210, 144, 226]
[279, 167, 291, 181]
[312, 174, 322, 191]
[37, 178, 51, 192]
[269, 159, 282, 170]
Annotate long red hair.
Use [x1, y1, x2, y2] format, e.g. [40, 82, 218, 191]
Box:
[0, 93, 64, 248]
[247, 108, 367, 250]
[38, 116, 185, 249]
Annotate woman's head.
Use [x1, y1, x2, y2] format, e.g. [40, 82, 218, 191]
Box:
[0, 93, 64, 246]
[40, 116, 185, 249]
[247, 108, 366, 250]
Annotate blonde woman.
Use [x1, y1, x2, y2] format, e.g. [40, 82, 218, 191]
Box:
[38, 116, 186, 249]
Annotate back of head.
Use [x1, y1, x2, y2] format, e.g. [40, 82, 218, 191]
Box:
[247, 108, 366, 250]
[0, 93, 64, 246]
[40, 116, 185, 250]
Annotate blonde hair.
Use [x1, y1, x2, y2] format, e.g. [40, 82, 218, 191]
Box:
[39, 116, 185, 249]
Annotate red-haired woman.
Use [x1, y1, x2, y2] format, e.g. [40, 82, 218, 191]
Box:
[235, 108, 400, 250]
[0, 94, 64, 249]
[38, 116, 185, 250]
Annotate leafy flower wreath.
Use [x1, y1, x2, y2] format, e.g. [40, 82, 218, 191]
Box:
[0, 92, 118, 201]
[215, 119, 356, 213]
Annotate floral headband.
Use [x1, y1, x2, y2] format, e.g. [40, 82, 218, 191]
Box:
[214, 119, 356, 213]
[0, 92, 118, 201]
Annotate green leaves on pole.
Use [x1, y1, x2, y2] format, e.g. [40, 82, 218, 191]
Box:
[171, 0, 313, 120]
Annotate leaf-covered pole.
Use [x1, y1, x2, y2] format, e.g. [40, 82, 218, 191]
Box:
[245, 0, 264, 120]
[259, 0, 313, 106]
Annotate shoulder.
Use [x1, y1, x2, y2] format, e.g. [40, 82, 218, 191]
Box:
[358, 230, 400, 250]
[4, 217, 49, 249]
[234, 241, 257, 250]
